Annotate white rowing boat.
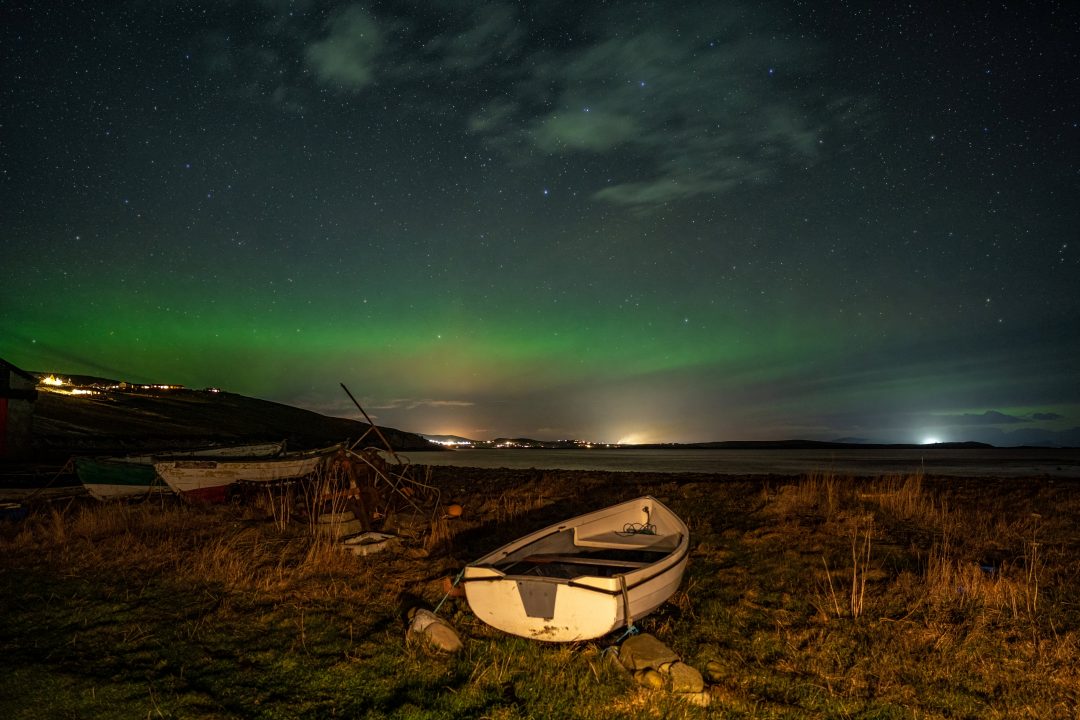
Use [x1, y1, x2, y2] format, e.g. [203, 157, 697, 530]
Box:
[76, 442, 285, 501]
[462, 496, 689, 642]
[154, 445, 338, 503]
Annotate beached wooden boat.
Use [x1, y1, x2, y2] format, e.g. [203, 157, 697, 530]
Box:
[76, 456, 162, 501]
[154, 445, 338, 503]
[0, 502, 28, 522]
[461, 496, 689, 642]
[76, 442, 285, 501]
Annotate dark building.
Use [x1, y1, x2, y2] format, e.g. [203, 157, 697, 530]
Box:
[0, 358, 37, 458]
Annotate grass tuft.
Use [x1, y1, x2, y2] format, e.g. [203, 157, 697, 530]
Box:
[2, 467, 1079, 718]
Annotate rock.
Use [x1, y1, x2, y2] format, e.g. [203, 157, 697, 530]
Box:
[665, 662, 704, 693]
[634, 669, 665, 689]
[603, 648, 631, 676]
[619, 633, 680, 671]
[341, 531, 400, 556]
[406, 609, 463, 653]
[385, 511, 430, 538]
[704, 659, 724, 683]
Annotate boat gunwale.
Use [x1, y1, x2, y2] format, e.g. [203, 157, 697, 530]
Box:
[461, 542, 689, 597]
[461, 495, 689, 596]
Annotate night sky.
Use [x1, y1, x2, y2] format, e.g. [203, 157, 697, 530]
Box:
[3, 1, 1078, 445]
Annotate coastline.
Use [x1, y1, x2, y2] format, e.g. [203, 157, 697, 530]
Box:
[403, 446, 1080, 478]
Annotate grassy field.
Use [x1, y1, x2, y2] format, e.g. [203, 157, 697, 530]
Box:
[2, 466, 1079, 719]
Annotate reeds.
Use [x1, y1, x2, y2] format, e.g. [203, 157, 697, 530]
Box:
[819, 516, 873, 620]
[786, 471, 1052, 631]
[3, 466, 1076, 719]
[491, 490, 547, 523]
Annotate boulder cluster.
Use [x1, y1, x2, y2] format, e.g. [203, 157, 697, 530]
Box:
[610, 633, 712, 707]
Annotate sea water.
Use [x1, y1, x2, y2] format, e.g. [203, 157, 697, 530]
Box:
[399, 448, 1080, 478]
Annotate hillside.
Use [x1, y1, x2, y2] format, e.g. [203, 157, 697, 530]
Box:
[29, 387, 437, 457]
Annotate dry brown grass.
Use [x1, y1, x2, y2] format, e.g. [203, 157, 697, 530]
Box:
[489, 489, 548, 523]
[727, 469, 1080, 717]
[783, 472, 1048, 619]
[424, 513, 455, 554]
[3, 496, 401, 605]
[3, 465, 1079, 719]
[766, 471, 850, 520]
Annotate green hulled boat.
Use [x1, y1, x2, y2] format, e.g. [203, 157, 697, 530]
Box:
[75, 456, 164, 500]
[76, 442, 286, 500]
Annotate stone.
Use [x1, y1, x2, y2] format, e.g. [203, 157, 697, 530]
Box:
[665, 662, 705, 694]
[634, 669, 665, 689]
[704, 659, 725, 683]
[317, 518, 364, 539]
[406, 609, 463, 653]
[618, 633, 680, 671]
[603, 648, 631, 676]
[341, 531, 401, 556]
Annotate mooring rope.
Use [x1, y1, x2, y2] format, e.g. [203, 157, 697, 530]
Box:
[617, 521, 657, 536]
[433, 567, 466, 615]
[614, 623, 639, 644]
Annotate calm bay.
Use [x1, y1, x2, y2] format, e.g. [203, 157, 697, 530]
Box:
[401, 447, 1080, 478]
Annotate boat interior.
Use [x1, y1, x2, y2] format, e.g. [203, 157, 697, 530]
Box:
[487, 527, 682, 580]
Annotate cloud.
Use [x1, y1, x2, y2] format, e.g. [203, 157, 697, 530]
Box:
[423, 4, 523, 71]
[467, 97, 519, 133]
[593, 174, 732, 206]
[1031, 412, 1064, 421]
[458, 4, 841, 209]
[532, 111, 640, 152]
[968, 426, 1080, 448]
[233, 1, 861, 209]
[933, 410, 1027, 426]
[368, 398, 476, 411]
[305, 5, 384, 89]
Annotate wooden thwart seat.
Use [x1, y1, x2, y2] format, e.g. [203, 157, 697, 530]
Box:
[519, 553, 650, 569]
[573, 528, 682, 552]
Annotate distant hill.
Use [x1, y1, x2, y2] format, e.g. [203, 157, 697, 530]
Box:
[421, 434, 477, 445]
[29, 386, 438, 458]
[631, 440, 995, 450]
[419, 435, 999, 451]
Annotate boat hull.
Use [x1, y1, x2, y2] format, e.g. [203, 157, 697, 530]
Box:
[155, 449, 334, 503]
[462, 496, 689, 642]
[76, 443, 285, 501]
[75, 458, 165, 501]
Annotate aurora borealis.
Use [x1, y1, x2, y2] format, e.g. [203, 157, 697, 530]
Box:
[2, 2, 1078, 445]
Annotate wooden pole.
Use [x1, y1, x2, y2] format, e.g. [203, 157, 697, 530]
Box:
[340, 383, 401, 463]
